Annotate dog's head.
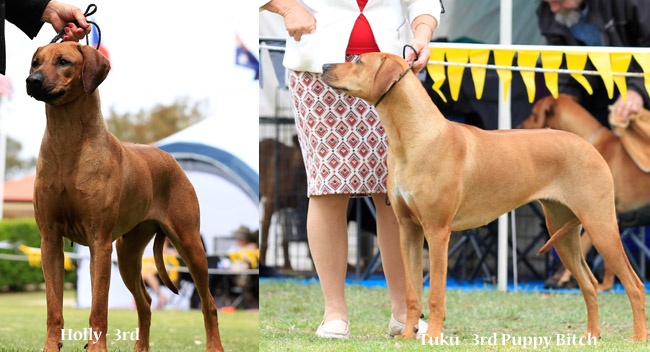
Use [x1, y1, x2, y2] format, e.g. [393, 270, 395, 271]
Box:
[26, 41, 110, 105]
[322, 52, 408, 104]
[521, 96, 556, 129]
[521, 94, 579, 129]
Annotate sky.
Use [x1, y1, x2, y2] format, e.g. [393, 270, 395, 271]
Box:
[1, 0, 259, 174]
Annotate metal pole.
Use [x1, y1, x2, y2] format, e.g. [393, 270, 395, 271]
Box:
[497, 0, 512, 292]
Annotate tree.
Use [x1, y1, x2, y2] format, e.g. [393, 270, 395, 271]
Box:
[106, 97, 206, 144]
[4, 136, 36, 179]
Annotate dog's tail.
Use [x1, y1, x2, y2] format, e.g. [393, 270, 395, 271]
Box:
[537, 218, 581, 255]
[154, 230, 179, 294]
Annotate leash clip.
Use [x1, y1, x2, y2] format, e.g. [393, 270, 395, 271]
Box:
[50, 4, 101, 50]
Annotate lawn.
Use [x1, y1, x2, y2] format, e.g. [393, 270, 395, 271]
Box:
[260, 279, 649, 351]
[0, 290, 258, 351]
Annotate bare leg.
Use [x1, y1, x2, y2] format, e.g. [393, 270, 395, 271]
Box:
[41, 233, 65, 352]
[371, 193, 407, 323]
[307, 194, 350, 323]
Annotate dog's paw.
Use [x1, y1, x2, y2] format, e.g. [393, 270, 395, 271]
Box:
[41, 341, 63, 352]
[629, 334, 648, 342]
[399, 330, 417, 340]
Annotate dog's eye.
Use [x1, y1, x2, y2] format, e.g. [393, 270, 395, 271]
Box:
[31, 60, 39, 68]
[57, 58, 71, 66]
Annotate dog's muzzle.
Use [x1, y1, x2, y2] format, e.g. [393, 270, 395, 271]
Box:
[26, 72, 64, 102]
[26, 72, 44, 91]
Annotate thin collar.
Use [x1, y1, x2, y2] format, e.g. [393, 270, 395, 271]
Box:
[587, 125, 604, 144]
[374, 45, 418, 107]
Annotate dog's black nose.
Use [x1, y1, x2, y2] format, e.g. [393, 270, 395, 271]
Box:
[26, 72, 43, 88]
[322, 64, 331, 72]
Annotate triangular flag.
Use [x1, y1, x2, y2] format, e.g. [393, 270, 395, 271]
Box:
[446, 49, 468, 101]
[611, 53, 632, 102]
[427, 48, 447, 103]
[541, 51, 563, 98]
[633, 53, 650, 98]
[565, 51, 593, 95]
[588, 52, 614, 98]
[469, 49, 490, 100]
[494, 49, 515, 102]
[517, 51, 540, 103]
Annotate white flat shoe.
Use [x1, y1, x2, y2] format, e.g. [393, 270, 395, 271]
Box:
[315, 319, 350, 339]
[388, 314, 428, 339]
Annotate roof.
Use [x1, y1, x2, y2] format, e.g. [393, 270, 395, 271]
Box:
[3, 174, 34, 202]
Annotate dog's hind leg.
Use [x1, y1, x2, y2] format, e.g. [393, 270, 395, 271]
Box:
[581, 211, 648, 341]
[398, 218, 425, 339]
[159, 221, 224, 352]
[539, 200, 600, 338]
[116, 221, 157, 352]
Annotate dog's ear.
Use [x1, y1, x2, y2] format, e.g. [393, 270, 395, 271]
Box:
[78, 45, 111, 94]
[370, 57, 404, 104]
[544, 98, 556, 121]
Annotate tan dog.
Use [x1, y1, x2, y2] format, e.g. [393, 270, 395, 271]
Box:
[523, 94, 650, 290]
[321, 52, 647, 341]
[26, 42, 223, 352]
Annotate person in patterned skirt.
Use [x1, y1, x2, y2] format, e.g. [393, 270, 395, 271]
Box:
[261, 0, 440, 339]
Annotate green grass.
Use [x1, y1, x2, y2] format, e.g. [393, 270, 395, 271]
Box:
[0, 290, 258, 351]
[260, 280, 649, 351]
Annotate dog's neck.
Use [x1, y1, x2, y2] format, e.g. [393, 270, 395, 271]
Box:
[373, 73, 448, 155]
[43, 90, 108, 149]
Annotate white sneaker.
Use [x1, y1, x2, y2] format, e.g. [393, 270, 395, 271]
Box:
[315, 320, 350, 339]
[388, 314, 428, 339]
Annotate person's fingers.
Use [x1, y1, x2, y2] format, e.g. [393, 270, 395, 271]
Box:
[71, 7, 90, 30]
[617, 103, 631, 121]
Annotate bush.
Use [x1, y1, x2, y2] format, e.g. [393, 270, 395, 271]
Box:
[0, 218, 76, 291]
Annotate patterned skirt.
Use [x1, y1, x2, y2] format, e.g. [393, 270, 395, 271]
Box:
[288, 55, 388, 196]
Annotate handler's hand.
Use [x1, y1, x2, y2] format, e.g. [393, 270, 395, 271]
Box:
[263, 0, 315, 41]
[406, 38, 430, 74]
[613, 90, 644, 122]
[281, 4, 316, 41]
[41, 1, 90, 42]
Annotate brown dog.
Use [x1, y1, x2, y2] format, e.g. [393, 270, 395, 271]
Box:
[26, 42, 223, 352]
[523, 94, 650, 290]
[321, 52, 647, 341]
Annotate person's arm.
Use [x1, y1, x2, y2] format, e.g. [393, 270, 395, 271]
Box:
[261, 0, 315, 41]
[403, 0, 441, 74]
[5, 0, 50, 39]
[612, 0, 650, 119]
[408, 14, 438, 74]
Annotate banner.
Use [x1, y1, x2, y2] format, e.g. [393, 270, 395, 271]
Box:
[428, 47, 650, 102]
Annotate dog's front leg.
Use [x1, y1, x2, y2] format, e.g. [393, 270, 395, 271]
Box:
[424, 227, 451, 339]
[41, 232, 65, 352]
[398, 219, 425, 340]
[87, 240, 113, 352]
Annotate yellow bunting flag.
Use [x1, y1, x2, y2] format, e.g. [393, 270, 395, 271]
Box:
[588, 52, 614, 98]
[565, 51, 593, 95]
[446, 49, 468, 101]
[633, 53, 650, 97]
[517, 51, 540, 103]
[611, 53, 632, 102]
[541, 51, 563, 98]
[427, 48, 447, 102]
[469, 49, 490, 99]
[494, 49, 515, 102]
